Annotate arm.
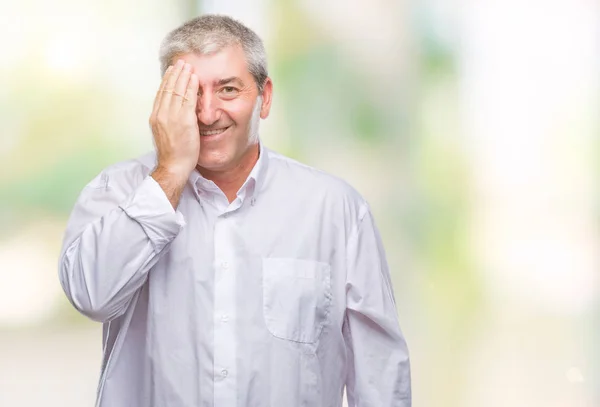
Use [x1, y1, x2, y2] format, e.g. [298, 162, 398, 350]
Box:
[58, 59, 201, 323]
[58, 173, 185, 323]
[343, 204, 411, 406]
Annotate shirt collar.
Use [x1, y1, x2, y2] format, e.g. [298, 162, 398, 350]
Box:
[188, 141, 269, 204]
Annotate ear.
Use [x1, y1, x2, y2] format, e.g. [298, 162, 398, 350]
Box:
[259, 77, 273, 119]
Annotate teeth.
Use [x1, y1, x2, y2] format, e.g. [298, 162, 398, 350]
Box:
[200, 127, 227, 136]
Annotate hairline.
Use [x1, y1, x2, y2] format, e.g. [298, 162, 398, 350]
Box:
[161, 38, 268, 95]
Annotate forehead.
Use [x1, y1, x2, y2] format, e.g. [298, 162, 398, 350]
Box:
[177, 45, 251, 86]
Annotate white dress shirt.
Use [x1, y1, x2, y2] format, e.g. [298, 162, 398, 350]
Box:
[59, 142, 411, 407]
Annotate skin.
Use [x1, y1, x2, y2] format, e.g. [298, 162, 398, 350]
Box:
[149, 44, 273, 207]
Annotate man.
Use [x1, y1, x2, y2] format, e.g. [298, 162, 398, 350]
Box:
[59, 14, 411, 407]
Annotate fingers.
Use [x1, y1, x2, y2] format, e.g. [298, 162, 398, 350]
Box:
[170, 62, 193, 112]
[183, 73, 199, 109]
[160, 59, 185, 110]
[150, 59, 196, 131]
[151, 65, 173, 118]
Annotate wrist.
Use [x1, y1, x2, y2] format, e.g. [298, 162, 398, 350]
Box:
[152, 163, 190, 185]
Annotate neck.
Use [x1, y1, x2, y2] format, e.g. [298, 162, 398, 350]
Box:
[196, 143, 260, 203]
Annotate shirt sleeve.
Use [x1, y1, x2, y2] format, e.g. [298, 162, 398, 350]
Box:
[58, 174, 185, 323]
[343, 203, 412, 407]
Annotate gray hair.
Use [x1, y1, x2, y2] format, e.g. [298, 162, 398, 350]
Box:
[159, 14, 268, 94]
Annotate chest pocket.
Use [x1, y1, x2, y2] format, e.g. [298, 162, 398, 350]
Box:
[262, 258, 332, 344]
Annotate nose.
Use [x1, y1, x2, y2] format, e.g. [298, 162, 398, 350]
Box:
[196, 92, 221, 126]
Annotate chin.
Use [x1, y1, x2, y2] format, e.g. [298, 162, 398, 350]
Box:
[196, 140, 256, 172]
[197, 149, 233, 171]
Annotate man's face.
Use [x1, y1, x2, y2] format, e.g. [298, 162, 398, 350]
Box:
[177, 45, 271, 172]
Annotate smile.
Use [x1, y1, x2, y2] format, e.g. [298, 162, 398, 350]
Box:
[199, 126, 230, 137]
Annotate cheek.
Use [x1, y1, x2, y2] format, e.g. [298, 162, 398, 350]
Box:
[224, 100, 256, 125]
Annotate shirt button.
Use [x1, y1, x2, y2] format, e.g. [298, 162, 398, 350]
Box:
[221, 314, 229, 322]
[250, 197, 256, 206]
[221, 261, 229, 270]
[221, 369, 228, 378]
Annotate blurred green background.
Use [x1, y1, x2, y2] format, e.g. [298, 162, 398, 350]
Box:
[0, 0, 598, 406]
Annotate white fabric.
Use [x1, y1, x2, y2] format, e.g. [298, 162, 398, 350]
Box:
[59, 143, 411, 407]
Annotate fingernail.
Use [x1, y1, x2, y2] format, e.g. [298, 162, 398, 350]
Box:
[177, 59, 184, 67]
[183, 63, 190, 71]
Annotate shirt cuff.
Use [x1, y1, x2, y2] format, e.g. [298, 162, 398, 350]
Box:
[119, 175, 186, 253]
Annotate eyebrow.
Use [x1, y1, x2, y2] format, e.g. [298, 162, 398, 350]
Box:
[215, 77, 244, 87]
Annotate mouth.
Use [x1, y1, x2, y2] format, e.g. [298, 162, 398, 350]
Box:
[199, 126, 231, 138]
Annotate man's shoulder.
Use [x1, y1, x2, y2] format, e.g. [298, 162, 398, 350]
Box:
[85, 151, 157, 190]
[266, 148, 367, 209]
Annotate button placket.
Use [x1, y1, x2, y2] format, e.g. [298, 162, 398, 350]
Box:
[213, 218, 236, 403]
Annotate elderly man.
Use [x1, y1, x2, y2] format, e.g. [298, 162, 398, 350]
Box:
[59, 14, 411, 407]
